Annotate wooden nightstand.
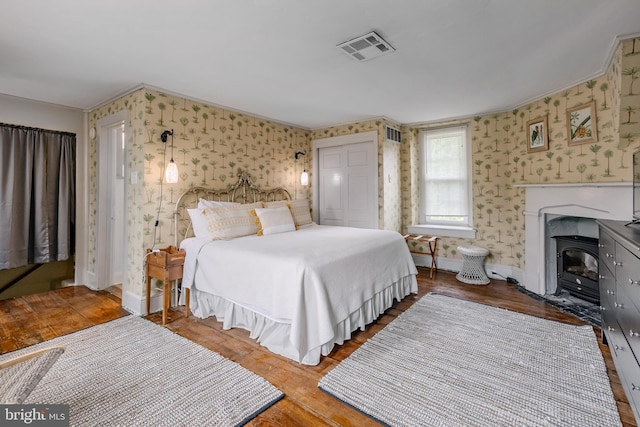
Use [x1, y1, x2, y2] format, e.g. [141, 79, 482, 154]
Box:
[145, 246, 188, 325]
[404, 234, 440, 279]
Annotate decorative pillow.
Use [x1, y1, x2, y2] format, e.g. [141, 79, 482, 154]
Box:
[187, 208, 211, 238]
[263, 200, 288, 208]
[250, 206, 296, 236]
[198, 198, 239, 209]
[265, 199, 313, 227]
[201, 202, 263, 239]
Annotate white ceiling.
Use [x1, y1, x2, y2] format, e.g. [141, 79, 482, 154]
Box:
[2, 1, 639, 129]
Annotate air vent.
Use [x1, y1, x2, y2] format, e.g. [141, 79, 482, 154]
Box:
[337, 31, 395, 62]
[385, 125, 401, 143]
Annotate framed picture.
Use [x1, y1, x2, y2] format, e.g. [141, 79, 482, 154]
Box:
[526, 116, 549, 153]
[566, 101, 597, 145]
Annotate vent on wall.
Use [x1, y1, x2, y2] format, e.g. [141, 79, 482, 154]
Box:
[337, 31, 395, 62]
[385, 125, 401, 143]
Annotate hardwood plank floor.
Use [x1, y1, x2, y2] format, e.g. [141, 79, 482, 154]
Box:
[0, 268, 634, 426]
[0, 285, 127, 353]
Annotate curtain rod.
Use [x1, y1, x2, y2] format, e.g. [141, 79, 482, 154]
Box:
[0, 122, 76, 137]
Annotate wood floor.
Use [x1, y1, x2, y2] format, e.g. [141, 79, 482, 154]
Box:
[0, 268, 635, 426]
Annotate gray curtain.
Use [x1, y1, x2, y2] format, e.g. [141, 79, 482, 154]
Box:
[0, 123, 76, 269]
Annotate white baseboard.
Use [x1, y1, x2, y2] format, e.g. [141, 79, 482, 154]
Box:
[121, 287, 185, 316]
[121, 289, 164, 316]
[84, 271, 98, 291]
[411, 254, 524, 286]
[61, 279, 75, 287]
[73, 267, 87, 290]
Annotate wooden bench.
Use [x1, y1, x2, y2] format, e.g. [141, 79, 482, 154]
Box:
[403, 234, 439, 279]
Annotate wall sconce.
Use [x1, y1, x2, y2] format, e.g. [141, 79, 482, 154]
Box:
[161, 130, 179, 184]
[295, 151, 309, 186]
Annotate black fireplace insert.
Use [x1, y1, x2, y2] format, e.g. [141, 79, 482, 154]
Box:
[553, 235, 599, 304]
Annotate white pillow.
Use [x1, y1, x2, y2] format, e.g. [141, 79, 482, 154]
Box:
[288, 199, 313, 227]
[187, 208, 211, 238]
[265, 199, 313, 227]
[251, 206, 296, 236]
[202, 202, 263, 239]
[198, 198, 239, 209]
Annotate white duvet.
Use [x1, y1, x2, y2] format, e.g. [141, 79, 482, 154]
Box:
[181, 224, 418, 362]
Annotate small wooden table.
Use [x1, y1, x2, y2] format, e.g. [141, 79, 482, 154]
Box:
[404, 234, 440, 279]
[145, 246, 188, 325]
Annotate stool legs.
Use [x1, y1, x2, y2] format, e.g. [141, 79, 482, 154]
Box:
[404, 235, 440, 279]
[428, 240, 438, 279]
[456, 256, 489, 285]
[162, 280, 171, 325]
[145, 269, 151, 316]
[146, 271, 188, 323]
[185, 288, 190, 318]
[456, 246, 490, 285]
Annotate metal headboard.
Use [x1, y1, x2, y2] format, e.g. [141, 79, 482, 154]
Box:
[173, 170, 292, 246]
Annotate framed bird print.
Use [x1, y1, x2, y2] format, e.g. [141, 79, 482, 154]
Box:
[526, 116, 549, 153]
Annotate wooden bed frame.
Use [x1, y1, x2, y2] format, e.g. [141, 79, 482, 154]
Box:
[173, 170, 291, 247]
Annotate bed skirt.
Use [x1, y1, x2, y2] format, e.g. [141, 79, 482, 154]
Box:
[188, 274, 418, 365]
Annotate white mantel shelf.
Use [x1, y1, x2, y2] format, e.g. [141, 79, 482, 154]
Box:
[515, 182, 631, 188]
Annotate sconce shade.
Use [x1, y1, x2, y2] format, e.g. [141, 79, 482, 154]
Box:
[301, 170, 309, 186]
[165, 159, 179, 183]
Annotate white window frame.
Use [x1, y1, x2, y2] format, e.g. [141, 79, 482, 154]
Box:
[409, 125, 475, 239]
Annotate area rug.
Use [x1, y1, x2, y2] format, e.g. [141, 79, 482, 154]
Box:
[0, 316, 283, 426]
[318, 293, 620, 427]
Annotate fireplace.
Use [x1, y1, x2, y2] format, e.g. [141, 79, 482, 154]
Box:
[519, 183, 631, 296]
[553, 235, 599, 304]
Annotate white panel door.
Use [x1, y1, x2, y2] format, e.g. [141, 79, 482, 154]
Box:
[318, 147, 344, 226]
[318, 141, 376, 228]
[110, 124, 125, 286]
[95, 112, 127, 290]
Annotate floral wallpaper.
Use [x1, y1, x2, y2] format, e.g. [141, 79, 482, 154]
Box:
[88, 88, 311, 298]
[88, 92, 146, 294]
[86, 38, 640, 301]
[620, 38, 640, 152]
[401, 38, 640, 269]
[383, 135, 403, 232]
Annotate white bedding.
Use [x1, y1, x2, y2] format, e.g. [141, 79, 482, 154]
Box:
[181, 224, 418, 364]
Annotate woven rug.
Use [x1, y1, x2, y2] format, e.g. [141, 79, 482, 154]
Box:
[319, 293, 620, 427]
[0, 316, 283, 426]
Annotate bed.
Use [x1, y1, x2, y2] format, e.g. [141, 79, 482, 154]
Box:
[174, 170, 418, 365]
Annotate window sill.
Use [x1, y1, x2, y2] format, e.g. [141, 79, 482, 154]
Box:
[407, 224, 476, 239]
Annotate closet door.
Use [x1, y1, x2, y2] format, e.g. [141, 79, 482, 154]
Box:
[318, 141, 376, 228]
[94, 112, 127, 290]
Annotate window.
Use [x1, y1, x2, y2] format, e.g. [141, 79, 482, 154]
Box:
[419, 126, 471, 227]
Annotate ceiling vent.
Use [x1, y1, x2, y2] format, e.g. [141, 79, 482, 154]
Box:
[385, 125, 401, 143]
[337, 31, 395, 62]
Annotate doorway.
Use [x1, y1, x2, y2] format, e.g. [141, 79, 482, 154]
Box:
[312, 131, 378, 229]
[94, 111, 127, 290]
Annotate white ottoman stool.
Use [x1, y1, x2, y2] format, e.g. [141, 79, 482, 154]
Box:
[456, 245, 490, 285]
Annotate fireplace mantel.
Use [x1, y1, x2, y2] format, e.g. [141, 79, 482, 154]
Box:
[515, 183, 630, 188]
[517, 182, 632, 295]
